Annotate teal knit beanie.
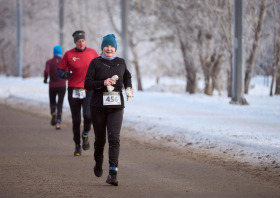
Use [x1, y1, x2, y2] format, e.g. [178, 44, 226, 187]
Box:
[101, 34, 117, 51]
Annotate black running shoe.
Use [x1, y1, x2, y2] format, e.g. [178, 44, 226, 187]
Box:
[74, 144, 82, 156]
[82, 135, 90, 151]
[106, 174, 118, 186]
[94, 165, 103, 177]
[50, 112, 56, 126]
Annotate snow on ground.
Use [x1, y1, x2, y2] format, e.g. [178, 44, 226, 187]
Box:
[0, 75, 279, 168]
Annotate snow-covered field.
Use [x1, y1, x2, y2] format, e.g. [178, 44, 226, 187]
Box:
[0, 75, 279, 170]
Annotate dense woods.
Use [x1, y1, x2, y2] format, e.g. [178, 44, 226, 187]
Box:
[1, 0, 280, 95]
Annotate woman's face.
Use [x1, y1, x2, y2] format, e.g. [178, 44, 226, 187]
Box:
[102, 45, 116, 57]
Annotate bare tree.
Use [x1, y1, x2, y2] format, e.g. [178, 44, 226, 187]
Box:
[156, 0, 198, 93]
[220, 1, 234, 98]
[0, 44, 5, 74]
[244, 0, 267, 94]
[273, 0, 280, 95]
[194, 0, 230, 96]
[106, 0, 163, 91]
[0, 0, 17, 76]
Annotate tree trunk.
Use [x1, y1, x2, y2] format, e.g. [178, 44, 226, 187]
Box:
[0, 51, 4, 74]
[227, 70, 232, 97]
[270, 74, 275, 96]
[201, 53, 223, 96]
[212, 54, 224, 95]
[202, 59, 213, 96]
[156, 51, 162, 84]
[214, 73, 222, 96]
[134, 61, 143, 91]
[275, 76, 280, 94]
[272, 3, 278, 96]
[204, 75, 213, 96]
[186, 69, 196, 94]
[130, 42, 143, 91]
[178, 32, 196, 94]
[227, 53, 233, 97]
[244, 0, 267, 94]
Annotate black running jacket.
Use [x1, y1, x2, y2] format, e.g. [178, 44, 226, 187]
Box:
[84, 56, 132, 108]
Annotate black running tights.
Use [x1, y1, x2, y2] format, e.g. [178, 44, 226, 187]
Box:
[49, 87, 66, 121]
[90, 106, 123, 168]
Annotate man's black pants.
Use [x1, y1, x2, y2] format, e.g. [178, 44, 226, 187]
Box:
[68, 88, 92, 145]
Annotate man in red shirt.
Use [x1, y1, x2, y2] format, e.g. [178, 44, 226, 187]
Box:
[57, 30, 99, 156]
[44, 45, 66, 130]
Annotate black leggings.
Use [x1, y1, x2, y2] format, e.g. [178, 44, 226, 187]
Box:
[68, 88, 92, 145]
[90, 106, 123, 168]
[49, 87, 66, 121]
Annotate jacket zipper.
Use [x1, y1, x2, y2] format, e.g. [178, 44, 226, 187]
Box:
[103, 63, 110, 68]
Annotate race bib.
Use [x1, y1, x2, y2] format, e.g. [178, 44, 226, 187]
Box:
[72, 89, 86, 99]
[103, 92, 121, 105]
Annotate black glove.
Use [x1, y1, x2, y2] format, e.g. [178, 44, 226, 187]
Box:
[44, 72, 48, 84]
[62, 72, 73, 79]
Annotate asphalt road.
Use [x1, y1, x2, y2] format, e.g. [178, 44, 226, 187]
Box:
[0, 103, 280, 198]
